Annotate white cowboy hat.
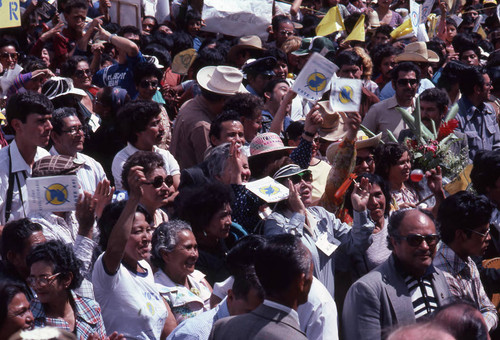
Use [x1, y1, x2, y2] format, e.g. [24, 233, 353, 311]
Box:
[326, 131, 382, 163]
[395, 42, 440, 63]
[42, 77, 87, 100]
[196, 66, 247, 95]
[227, 35, 265, 62]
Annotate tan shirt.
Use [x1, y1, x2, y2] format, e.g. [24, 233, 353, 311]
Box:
[170, 95, 217, 170]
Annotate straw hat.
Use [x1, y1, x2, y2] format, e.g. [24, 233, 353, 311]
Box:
[227, 35, 265, 62]
[273, 164, 311, 181]
[316, 101, 348, 142]
[249, 132, 295, 157]
[326, 131, 382, 163]
[395, 42, 440, 63]
[367, 10, 381, 30]
[196, 66, 247, 95]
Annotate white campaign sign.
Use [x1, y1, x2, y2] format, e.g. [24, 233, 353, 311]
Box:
[420, 0, 435, 24]
[409, 0, 421, 37]
[245, 177, 289, 203]
[292, 52, 338, 102]
[27, 176, 80, 213]
[329, 78, 362, 112]
[202, 0, 272, 39]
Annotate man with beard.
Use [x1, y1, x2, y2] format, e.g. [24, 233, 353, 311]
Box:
[342, 209, 451, 340]
[112, 100, 180, 191]
[433, 191, 498, 331]
[362, 62, 421, 142]
[49, 107, 106, 195]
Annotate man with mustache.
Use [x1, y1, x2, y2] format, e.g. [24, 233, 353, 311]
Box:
[433, 192, 498, 332]
[112, 100, 180, 192]
[342, 209, 451, 340]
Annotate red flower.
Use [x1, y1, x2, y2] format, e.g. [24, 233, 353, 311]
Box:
[438, 119, 459, 141]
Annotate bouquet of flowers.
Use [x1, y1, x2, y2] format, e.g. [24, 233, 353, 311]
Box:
[392, 98, 469, 180]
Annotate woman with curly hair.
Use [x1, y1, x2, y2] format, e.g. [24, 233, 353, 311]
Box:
[27, 240, 107, 338]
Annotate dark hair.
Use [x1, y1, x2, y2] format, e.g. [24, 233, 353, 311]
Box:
[121, 151, 165, 191]
[6, 92, 54, 126]
[264, 48, 287, 64]
[209, 110, 242, 141]
[182, 10, 202, 31]
[374, 24, 393, 38]
[133, 62, 163, 85]
[50, 107, 79, 134]
[223, 93, 264, 120]
[26, 240, 83, 290]
[0, 281, 27, 329]
[226, 235, 266, 277]
[344, 173, 391, 217]
[200, 87, 229, 102]
[143, 16, 158, 29]
[97, 201, 152, 250]
[471, 150, 500, 195]
[445, 17, 458, 29]
[272, 15, 293, 34]
[60, 56, 88, 78]
[433, 299, 489, 340]
[336, 50, 363, 69]
[150, 31, 174, 51]
[391, 62, 421, 83]
[143, 43, 172, 69]
[372, 44, 399, 76]
[255, 234, 311, 296]
[374, 142, 410, 181]
[344, 13, 363, 34]
[0, 219, 43, 260]
[0, 38, 18, 51]
[284, 121, 305, 144]
[232, 265, 265, 301]
[174, 181, 233, 234]
[437, 60, 468, 91]
[387, 208, 436, 250]
[437, 191, 494, 244]
[170, 31, 193, 58]
[459, 66, 487, 97]
[118, 25, 141, 38]
[263, 78, 288, 97]
[191, 47, 226, 78]
[20, 57, 46, 74]
[63, 0, 88, 14]
[151, 220, 192, 268]
[117, 100, 161, 144]
[419, 88, 449, 114]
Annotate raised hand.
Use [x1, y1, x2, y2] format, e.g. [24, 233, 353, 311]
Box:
[127, 165, 146, 200]
[287, 179, 307, 215]
[93, 179, 115, 218]
[76, 191, 97, 238]
[350, 176, 372, 212]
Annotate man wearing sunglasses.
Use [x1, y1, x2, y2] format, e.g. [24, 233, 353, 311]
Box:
[343, 208, 451, 340]
[363, 62, 421, 143]
[433, 192, 498, 331]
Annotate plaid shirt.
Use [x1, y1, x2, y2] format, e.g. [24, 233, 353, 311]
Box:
[32, 291, 106, 338]
[433, 242, 498, 331]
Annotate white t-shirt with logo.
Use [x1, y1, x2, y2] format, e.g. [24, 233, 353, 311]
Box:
[92, 255, 167, 339]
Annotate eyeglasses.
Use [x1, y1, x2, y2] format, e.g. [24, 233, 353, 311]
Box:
[0, 52, 18, 59]
[279, 30, 295, 36]
[282, 172, 313, 185]
[464, 227, 490, 238]
[397, 78, 419, 87]
[140, 80, 159, 89]
[75, 69, 91, 78]
[61, 126, 84, 136]
[27, 273, 61, 287]
[394, 233, 440, 247]
[145, 175, 174, 188]
[356, 156, 374, 166]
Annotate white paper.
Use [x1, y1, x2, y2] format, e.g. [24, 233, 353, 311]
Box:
[292, 52, 338, 102]
[420, 0, 435, 24]
[27, 176, 80, 213]
[109, 0, 141, 29]
[245, 176, 289, 203]
[409, 0, 421, 37]
[202, 0, 272, 40]
[329, 78, 362, 112]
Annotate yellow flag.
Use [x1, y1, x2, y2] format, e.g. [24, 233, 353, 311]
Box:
[390, 18, 413, 40]
[345, 15, 365, 42]
[477, 26, 487, 39]
[171, 48, 198, 75]
[315, 6, 345, 36]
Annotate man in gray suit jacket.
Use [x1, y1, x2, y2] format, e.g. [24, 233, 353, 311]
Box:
[342, 209, 452, 340]
[209, 234, 312, 340]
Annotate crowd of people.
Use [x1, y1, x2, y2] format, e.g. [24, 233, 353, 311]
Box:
[1, 0, 500, 339]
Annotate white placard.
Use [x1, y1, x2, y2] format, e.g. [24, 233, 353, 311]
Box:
[245, 176, 289, 203]
[292, 52, 338, 102]
[202, 0, 272, 39]
[27, 176, 80, 213]
[420, 0, 435, 24]
[330, 78, 362, 112]
[409, 0, 421, 37]
[109, 0, 141, 29]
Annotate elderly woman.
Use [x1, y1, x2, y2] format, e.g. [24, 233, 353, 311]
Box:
[374, 143, 444, 212]
[92, 167, 176, 338]
[152, 220, 212, 323]
[263, 164, 374, 295]
[27, 240, 106, 338]
[174, 181, 235, 285]
[0, 281, 34, 340]
[122, 151, 175, 227]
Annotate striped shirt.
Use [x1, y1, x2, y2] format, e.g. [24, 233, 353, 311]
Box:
[405, 274, 438, 319]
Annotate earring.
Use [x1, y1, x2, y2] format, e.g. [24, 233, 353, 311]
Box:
[203, 230, 207, 237]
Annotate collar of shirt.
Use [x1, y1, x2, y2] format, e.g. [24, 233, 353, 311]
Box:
[49, 146, 87, 167]
[214, 298, 230, 321]
[387, 95, 401, 109]
[263, 299, 300, 325]
[246, 84, 259, 96]
[436, 242, 469, 275]
[9, 139, 36, 174]
[124, 142, 159, 155]
[460, 96, 491, 122]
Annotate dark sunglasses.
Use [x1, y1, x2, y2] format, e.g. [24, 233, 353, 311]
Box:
[355, 156, 374, 166]
[145, 175, 173, 188]
[397, 78, 419, 87]
[283, 172, 313, 185]
[0, 52, 18, 59]
[394, 233, 440, 247]
[140, 80, 159, 89]
[75, 69, 91, 78]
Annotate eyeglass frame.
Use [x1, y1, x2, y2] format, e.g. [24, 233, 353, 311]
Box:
[26, 272, 61, 287]
[0, 52, 19, 59]
[278, 171, 313, 185]
[144, 175, 174, 188]
[60, 125, 85, 136]
[464, 227, 490, 238]
[392, 233, 440, 247]
[74, 69, 91, 78]
[355, 155, 374, 166]
[139, 79, 159, 89]
[396, 78, 419, 87]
